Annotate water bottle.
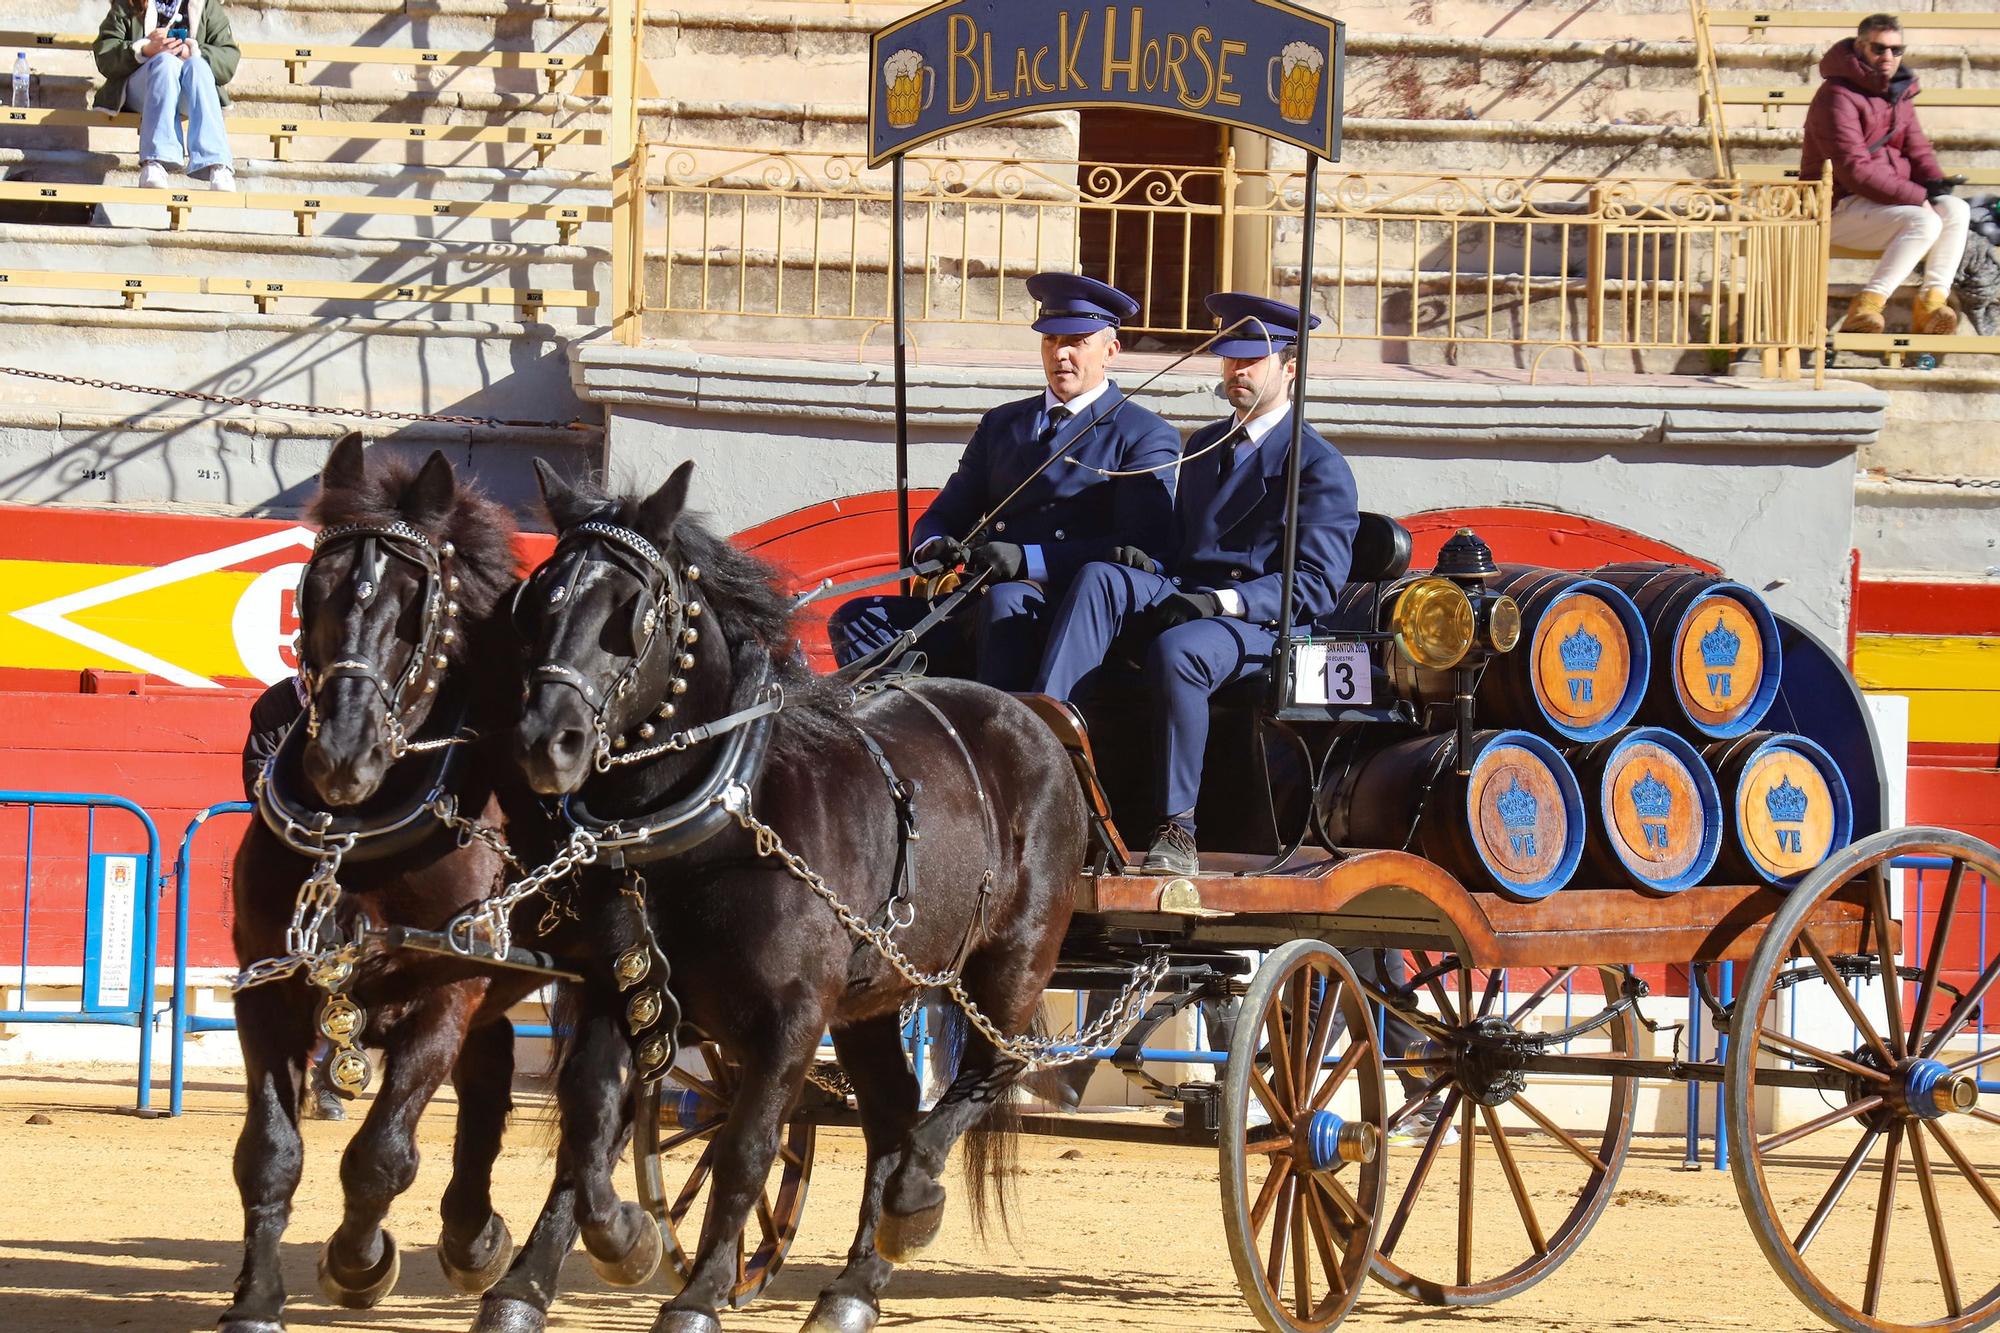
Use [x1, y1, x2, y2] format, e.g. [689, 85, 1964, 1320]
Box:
[10, 54, 28, 110]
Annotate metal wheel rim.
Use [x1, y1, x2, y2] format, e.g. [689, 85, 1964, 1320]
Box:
[1219, 939, 1388, 1333]
[1727, 827, 2000, 1333]
[645, 1040, 815, 1306]
[1367, 958, 1638, 1305]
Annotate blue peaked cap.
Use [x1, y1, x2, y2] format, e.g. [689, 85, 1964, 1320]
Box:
[1206, 291, 1322, 358]
[1027, 272, 1139, 335]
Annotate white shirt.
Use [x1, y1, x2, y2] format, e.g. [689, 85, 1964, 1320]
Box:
[1020, 378, 1115, 582]
[1209, 399, 1292, 617]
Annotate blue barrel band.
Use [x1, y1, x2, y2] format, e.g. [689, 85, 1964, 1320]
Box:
[1735, 733, 1854, 889]
[1466, 729, 1586, 902]
[1531, 579, 1652, 743]
[1601, 726, 1724, 894]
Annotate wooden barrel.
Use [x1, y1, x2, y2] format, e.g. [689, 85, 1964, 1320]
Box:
[1595, 564, 1783, 739]
[1702, 732, 1853, 887]
[1320, 727, 1585, 901]
[1481, 567, 1650, 742]
[1567, 727, 1722, 895]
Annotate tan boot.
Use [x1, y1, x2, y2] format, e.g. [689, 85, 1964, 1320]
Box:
[1840, 291, 1887, 334]
[1913, 287, 1959, 336]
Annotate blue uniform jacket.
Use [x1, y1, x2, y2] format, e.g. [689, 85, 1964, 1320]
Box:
[914, 382, 1181, 588]
[1172, 412, 1358, 626]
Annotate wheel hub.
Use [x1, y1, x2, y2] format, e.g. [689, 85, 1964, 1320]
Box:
[1300, 1109, 1379, 1171]
[1898, 1057, 1979, 1120]
[1409, 1017, 1531, 1108]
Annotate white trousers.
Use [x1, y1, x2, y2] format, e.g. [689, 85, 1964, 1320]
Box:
[1831, 194, 1973, 299]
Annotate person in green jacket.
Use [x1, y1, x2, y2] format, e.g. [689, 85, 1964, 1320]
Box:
[93, 0, 240, 191]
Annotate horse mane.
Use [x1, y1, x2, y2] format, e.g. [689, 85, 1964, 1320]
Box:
[309, 455, 522, 638]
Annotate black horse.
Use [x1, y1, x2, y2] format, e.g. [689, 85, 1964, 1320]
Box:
[222, 435, 564, 1331]
[476, 460, 1087, 1333]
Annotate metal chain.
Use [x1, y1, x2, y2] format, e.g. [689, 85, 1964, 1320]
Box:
[0, 364, 598, 430]
[232, 835, 359, 992]
[443, 825, 602, 962]
[1879, 471, 2000, 490]
[717, 781, 1167, 1072]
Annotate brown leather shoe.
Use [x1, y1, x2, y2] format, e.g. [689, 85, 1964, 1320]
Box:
[1140, 823, 1200, 876]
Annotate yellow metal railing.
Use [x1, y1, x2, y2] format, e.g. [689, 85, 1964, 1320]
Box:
[616, 145, 1831, 378]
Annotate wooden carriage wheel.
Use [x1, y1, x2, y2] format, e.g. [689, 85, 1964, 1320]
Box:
[633, 1040, 816, 1308]
[1219, 940, 1388, 1333]
[1727, 828, 2000, 1333]
[1366, 957, 1638, 1305]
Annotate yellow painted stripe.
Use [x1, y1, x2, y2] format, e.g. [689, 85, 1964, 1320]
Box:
[0, 559, 260, 678]
[1854, 636, 2000, 693]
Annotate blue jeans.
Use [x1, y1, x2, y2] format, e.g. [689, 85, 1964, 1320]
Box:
[132, 52, 231, 174]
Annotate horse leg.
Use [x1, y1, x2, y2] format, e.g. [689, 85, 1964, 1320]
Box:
[653, 1027, 817, 1333]
[220, 983, 312, 1332]
[473, 993, 640, 1333]
[437, 1015, 517, 1295]
[876, 969, 1042, 1264]
[798, 1015, 921, 1333]
[319, 986, 478, 1309]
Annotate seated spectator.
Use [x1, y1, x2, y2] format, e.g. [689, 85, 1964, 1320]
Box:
[93, 0, 240, 192]
[1803, 12, 1970, 335]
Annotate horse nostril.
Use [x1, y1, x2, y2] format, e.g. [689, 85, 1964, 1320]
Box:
[549, 727, 590, 762]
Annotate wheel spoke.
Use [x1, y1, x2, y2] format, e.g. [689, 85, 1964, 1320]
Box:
[1264, 991, 1298, 1113]
[1251, 1156, 1294, 1234]
[1925, 1119, 2000, 1222]
[671, 1144, 715, 1223]
[1456, 1095, 1476, 1287]
[1482, 1105, 1548, 1256]
[1758, 1029, 1892, 1084]
[1291, 970, 1317, 1116]
[756, 1187, 778, 1248]
[661, 1116, 728, 1153]
[1799, 929, 1898, 1070]
[1292, 1175, 1312, 1321]
[668, 1069, 728, 1105]
[1507, 966, 1578, 1027]
[1384, 1072, 1452, 1134]
[1301, 1177, 1349, 1301]
[735, 1227, 747, 1288]
[1379, 1088, 1464, 1258]
[1265, 1173, 1296, 1295]
[1301, 972, 1343, 1100]
[1757, 1096, 1886, 1157]
[1909, 861, 1967, 1053]
[1966, 1106, 2000, 1130]
[1312, 1171, 1370, 1234]
[1924, 947, 2000, 1060]
[1869, 872, 1908, 1061]
[778, 1142, 807, 1170]
[1512, 1093, 1609, 1174]
[1948, 1044, 2000, 1075]
[1907, 1123, 1963, 1318]
[1248, 1065, 1296, 1133]
[1309, 1038, 1368, 1114]
[1861, 1123, 1903, 1318]
[1411, 951, 1461, 1025]
[1476, 968, 1504, 1021]
[1792, 1126, 1881, 1256]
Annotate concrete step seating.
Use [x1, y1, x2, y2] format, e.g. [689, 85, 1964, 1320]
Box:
[0, 5, 614, 319]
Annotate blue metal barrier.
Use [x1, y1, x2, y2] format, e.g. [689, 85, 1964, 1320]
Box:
[0, 791, 166, 1114]
[168, 800, 252, 1116]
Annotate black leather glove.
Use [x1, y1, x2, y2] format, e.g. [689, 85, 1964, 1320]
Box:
[1152, 591, 1223, 631]
[1922, 177, 1955, 201]
[1109, 545, 1160, 576]
[966, 541, 1027, 581]
[912, 536, 969, 570]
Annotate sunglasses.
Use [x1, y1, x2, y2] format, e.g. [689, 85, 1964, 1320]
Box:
[1866, 40, 1906, 57]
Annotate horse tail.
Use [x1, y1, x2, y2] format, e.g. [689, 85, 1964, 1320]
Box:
[531, 980, 586, 1154]
[947, 1006, 1069, 1243]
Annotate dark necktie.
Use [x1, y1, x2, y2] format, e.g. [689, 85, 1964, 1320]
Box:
[1038, 404, 1070, 451]
[1216, 426, 1244, 486]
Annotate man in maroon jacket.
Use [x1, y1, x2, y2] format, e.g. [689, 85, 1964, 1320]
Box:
[1802, 13, 1971, 335]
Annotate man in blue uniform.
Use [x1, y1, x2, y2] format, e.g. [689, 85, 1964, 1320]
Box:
[1033, 292, 1359, 875]
[827, 272, 1182, 689]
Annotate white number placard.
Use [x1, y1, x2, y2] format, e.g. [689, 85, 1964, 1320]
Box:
[1323, 642, 1372, 706]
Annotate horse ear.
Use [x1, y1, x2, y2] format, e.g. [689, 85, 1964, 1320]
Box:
[534, 457, 597, 530]
[321, 432, 366, 493]
[637, 460, 695, 540]
[408, 450, 456, 526]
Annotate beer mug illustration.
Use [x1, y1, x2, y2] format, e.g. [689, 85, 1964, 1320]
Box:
[1267, 41, 1325, 125]
[883, 49, 934, 130]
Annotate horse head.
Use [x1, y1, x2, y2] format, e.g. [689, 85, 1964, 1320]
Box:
[515, 459, 765, 796]
[295, 432, 517, 806]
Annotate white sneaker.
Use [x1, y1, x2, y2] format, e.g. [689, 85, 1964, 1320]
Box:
[206, 165, 235, 193]
[137, 160, 171, 190]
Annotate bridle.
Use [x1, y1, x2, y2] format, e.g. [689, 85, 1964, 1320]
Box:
[518, 518, 703, 772]
[296, 519, 461, 762]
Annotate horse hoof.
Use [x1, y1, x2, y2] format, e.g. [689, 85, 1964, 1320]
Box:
[586, 1206, 663, 1288]
[317, 1228, 400, 1309]
[438, 1213, 514, 1295]
[218, 1321, 286, 1333]
[873, 1200, 946, 1263]
[800, 1291, 880, 1333]
[473, 1294, 547, 1333]
[651, 1311, 723, 1333]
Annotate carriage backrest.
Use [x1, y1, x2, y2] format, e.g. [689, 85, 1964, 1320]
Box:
[1349, 512, 1413, 587]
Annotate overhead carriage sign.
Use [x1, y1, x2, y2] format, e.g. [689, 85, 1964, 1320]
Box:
[867, 0, 1344, 165]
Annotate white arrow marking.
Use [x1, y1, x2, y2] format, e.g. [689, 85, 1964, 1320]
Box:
[10, 525, 316, 689]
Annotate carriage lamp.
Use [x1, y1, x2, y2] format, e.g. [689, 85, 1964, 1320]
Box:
[1389, 577, 1476, 672]
[1428, 528, 1522, 775]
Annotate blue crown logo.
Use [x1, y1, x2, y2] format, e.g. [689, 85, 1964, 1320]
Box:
[1766, 774, 1810, 823]
[1700, 613, 1742, 670]
[1495, 777, 1539, 831]
[1559, 626, 1603, 674]
[1629, 770, 1674, 821]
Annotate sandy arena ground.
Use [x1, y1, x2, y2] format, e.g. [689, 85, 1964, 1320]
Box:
[1, 1066, 1992, 1333]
